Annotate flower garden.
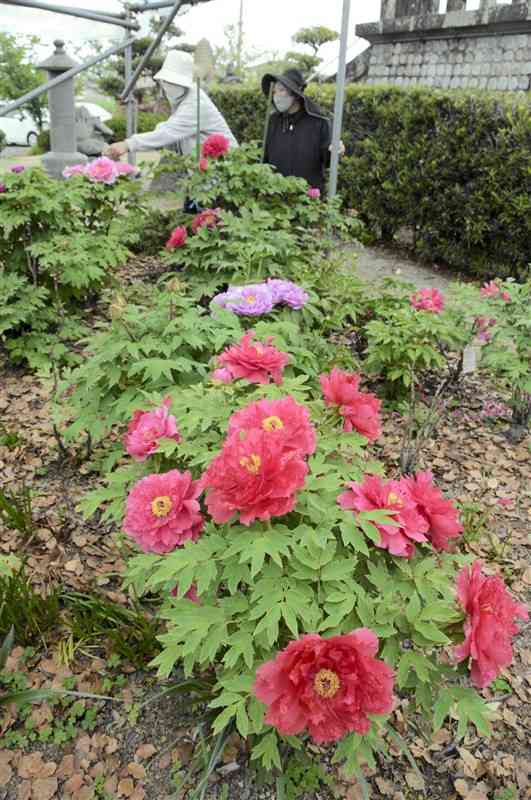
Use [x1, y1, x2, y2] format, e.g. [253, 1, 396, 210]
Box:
[0, 134, 530, 800]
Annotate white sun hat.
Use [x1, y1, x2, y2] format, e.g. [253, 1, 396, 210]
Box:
[154, 50, 194, 88]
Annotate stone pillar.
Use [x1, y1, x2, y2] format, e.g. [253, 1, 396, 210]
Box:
[37, 40, 87, 179]
[381, 0, 397, 19]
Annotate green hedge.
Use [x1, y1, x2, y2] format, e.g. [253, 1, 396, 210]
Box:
[209, 84, 530, 279]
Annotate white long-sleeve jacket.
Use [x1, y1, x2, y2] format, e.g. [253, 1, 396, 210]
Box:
[125, 88, 238, 154]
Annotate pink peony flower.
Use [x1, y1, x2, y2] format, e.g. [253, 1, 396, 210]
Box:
[403, 470, 463, 551]
[228, 396, 316, 457]
[320, 369, 381, 441]
[191, 208, 221, 234]
[171, 583, 201, 603]
[85, 156, 118, 184]
[410, 288, 445, 313]
[10, 164, 25, 174]
[307, 187, 321, 199]
[199, 157, 209, 172]
[501, 291, 511, 302]
[480, 281, 500, 298]
[201, 133, 230, 159]
[454, 561, 528, 688]
[165, 226, 188, 250]
[253, 630, 394, 743]
[202, 428, 307, 525]
[115, 161, 139, 176]
[123, 469, 204, 553]
[211, 367, 233, 384]
[217, 332, 290, 385]
[338, 475, 429, 558]
[124, 397, 181, 462]
[62, 164, 86, 178]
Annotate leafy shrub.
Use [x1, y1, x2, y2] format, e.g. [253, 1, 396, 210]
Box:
[210, 84, 531, 279]
[0, 128, 6, 153]
[106, 111, 167, 143]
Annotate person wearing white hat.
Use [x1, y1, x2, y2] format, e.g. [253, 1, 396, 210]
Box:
[106, 50, 238, 161]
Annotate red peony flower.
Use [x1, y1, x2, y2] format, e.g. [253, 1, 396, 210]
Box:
[253, 630, 394, 744]
[454, 561, 528, 688]
[199, 157, 209, 172]
[123, 470, 203, 553]
[410, 288, 445, 313]
[166, 226, 188, 249]
[202, 428, 307, 525]
[217, 332, 289, 385]
[201, 133, 230, 159]
[320, 369, 381, 441]
[228, 396, 316, 457]
[124, 397, 181, 462]
[320, 368, 360, 407]
[338, 475, 429, 558]
[501, 290, 511, 302]
[191, 208, 221, 234]
[480, 281, 500, 298]
[171, 583, 201, 603]
[403, 470, 463, 551]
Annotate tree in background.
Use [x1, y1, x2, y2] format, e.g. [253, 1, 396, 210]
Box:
[287, 25, 339, 77]
[0, 33, 47, 129]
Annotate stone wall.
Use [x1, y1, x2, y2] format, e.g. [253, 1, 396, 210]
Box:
[351, 0, 531, 91]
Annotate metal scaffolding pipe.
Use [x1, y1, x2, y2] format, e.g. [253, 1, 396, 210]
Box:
[329, 0, 351, 199]
[120, 0, 184, 100]
[0, 38, 135, 117]
[128, 0, 212, 12]
[0, 0, 139, 28]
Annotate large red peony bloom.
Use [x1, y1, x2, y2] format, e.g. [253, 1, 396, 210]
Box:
[320, 369, 381, 441]
[191, 208, 222, 234]
[338, 475, 429, 558]
[410, 288, 445, 313]
[404, 470, 463, 551]
[454, 561, 528, 688]
[228, 396, 316, 457]
[124, 397, 182, 462]
[166, 226, 188, 250]
[201, 133, 230, 159]
[253, 630, 394, 744]
[202, 428, 307, 525]
[217, 332, 289, 385]
[123, 470, 203, 553]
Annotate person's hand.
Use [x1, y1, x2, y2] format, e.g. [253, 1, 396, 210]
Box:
[104, 141, 128, 160]
[329, 140, 346, 157]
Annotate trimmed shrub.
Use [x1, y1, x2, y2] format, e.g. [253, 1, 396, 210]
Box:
[209, 84, 530, 279]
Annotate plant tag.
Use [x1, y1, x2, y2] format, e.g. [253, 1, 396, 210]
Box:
[462, 344, 478, 374]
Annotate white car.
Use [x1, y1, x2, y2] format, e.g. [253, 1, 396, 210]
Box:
[0, 108, 42, 147]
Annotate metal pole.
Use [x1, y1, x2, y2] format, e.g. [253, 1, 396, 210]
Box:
[123, 5, 137, 165]
[236, 0, 244, 75]
[0, 38, 136, 117]
[0, 0, 140, 28]
[196, 79, 201, 162]
[129, 0, 212, 10]
[328, 0, 351, 199]
[121, 0, 184, 100]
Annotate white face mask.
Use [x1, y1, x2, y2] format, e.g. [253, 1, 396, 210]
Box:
[162, 82, 187, 105]
[273, 93, 295, 114]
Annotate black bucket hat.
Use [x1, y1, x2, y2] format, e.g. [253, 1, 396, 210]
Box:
[261, 68, 307, 100]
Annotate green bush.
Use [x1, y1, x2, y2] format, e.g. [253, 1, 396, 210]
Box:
[209, 84, 530, 279]
[0, 128, 6, 153]
[106, 111, 167, 142]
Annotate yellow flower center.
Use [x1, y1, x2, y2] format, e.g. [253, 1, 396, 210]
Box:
[387, 492, 403, 507]
[151, 495, 173, 517]
[262, 415, 284, 432]
[255, 345, 264, 354]
[239, 454, 261, 474]
[246, 295, 256, 303]
[313, 669, 341, 699]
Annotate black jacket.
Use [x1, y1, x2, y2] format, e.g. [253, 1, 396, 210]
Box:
[263, 106, 331, 194]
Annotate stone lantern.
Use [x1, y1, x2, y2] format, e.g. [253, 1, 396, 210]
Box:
[38, 40, 87, 178]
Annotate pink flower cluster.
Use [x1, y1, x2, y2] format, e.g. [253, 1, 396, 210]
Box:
[480, 281, 511, 302]
[63, 157, 138, 183]
[202, 396, 315, 526]
[214, 332, 290, 385]
[410, 288, 445, 313]
[454, 561, 528, 688]
[123, 397, 181, 462]
[338, 470, 463, 558]
[164, 208, 222, 249]
[320, 368, 382, 442]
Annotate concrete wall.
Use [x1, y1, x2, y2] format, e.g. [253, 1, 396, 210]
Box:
[351, 0, 531, 90]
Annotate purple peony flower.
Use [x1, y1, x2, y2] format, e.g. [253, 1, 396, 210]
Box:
[267, 279, 309, 310]
[225, 284, 274, 316]
[212, 291, 234, 309]
[10, 164, 25, 174]
[0, 183, 6, 193]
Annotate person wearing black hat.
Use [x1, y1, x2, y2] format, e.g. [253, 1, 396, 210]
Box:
[261, 68, 344, 195]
